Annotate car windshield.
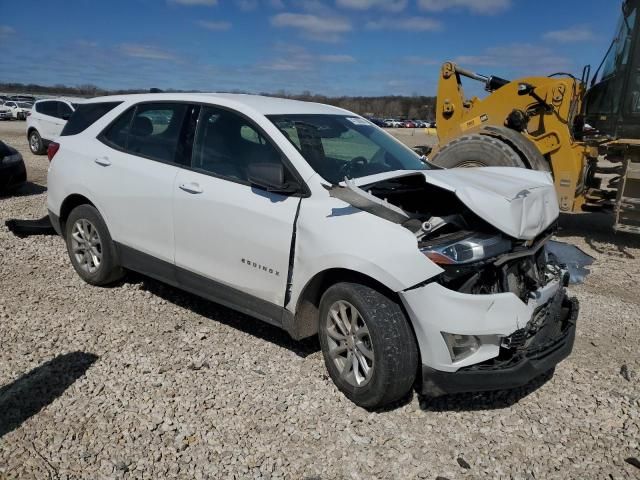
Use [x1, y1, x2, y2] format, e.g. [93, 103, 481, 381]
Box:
[17, 102, 32, 108]
[268, 114, 428, 184]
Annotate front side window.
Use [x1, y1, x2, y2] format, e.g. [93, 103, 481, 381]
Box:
[268, 114, 428, 184]
[101, 102, 189, 164]
[102, 107, 135, 149]
[191, 106, 284, 182]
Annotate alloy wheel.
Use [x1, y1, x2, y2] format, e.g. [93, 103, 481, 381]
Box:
[70, 219, 103, 274]
[29, 133, 40, 152]
[325, 300, 374, 387]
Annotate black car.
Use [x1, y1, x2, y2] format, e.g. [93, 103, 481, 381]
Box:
[0, 140, 26, 192]
[365, 117, 387, 127]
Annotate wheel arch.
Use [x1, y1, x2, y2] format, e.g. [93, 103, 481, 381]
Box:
[286, 267, 403, 341]
[59, 194, 96, 232]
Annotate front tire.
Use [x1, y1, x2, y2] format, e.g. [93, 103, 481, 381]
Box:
[28, 130, 45, 155]
[319, 282, 418, 409]
[65, 205, 124, 286]
[430, 133, 525, 168]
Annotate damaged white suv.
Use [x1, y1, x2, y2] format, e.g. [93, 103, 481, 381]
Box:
[47, 93, 578, 408]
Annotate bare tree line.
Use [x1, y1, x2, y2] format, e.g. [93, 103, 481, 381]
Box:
[0, 82, 436, 120]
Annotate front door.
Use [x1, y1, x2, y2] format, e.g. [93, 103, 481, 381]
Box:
[173, 105, 300, 316]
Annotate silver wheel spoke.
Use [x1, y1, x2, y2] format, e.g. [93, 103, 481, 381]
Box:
[355, 340, 374, 361]
[329, 343, 348, 359]
[354, 348, 371, 375]
[350, 307, 359, 331]
[325, 300, 375, 388]
[327, 325, 346, 341]
[339, 303, 351, 333]
[330, 310, 349, 337]
[340, 351, 355, 380]
[351, 352, 361, 383]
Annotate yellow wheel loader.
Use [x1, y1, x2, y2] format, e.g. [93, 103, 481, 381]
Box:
[430, 0, 640, 234]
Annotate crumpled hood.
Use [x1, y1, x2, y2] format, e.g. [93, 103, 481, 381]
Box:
[351, 167, 559, 240]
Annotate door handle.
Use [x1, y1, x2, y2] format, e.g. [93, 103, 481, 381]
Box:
[179, 182, 203, 194]
[94, 156, 111, 167]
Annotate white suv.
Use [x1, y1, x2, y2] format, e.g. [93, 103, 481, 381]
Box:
[3, 100, 32, 120]
[27, 98, 82, 154]
[47, 93, 578, 408]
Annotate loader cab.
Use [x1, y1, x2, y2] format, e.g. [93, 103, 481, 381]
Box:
[584, 0, 640, 138]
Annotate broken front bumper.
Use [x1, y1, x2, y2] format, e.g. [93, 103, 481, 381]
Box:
[399, 271, 579, 396]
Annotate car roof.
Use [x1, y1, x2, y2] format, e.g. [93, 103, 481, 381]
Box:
[84, 93, 351, 116]
[35, 97, 87, 104]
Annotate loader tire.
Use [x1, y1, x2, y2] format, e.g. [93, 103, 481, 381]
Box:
[430, 134, 525, 169]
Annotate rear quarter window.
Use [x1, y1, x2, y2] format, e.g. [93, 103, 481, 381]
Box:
[36, 101, 57, 116]
[61, 102, 122, 136]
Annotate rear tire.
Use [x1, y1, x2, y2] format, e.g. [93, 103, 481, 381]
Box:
[28, 130, 45, 155]
[430, 133, 525, 169]
[65, 205, 124, 286]
[319, 282, 418, 409]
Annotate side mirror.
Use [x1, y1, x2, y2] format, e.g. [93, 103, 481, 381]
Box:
[61, 113, 71, 120]
[248, 162, 300, 194]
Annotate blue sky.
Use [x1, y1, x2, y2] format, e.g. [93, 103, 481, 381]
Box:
[0, 0, 622, 96]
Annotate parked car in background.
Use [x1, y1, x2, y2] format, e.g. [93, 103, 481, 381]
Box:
[27, 98, 82, 154]
[365, 117, 386, 127]
[0, 140, 26, 192]
[384, 118, 404, 128]
[404, 120, 417, 128]
[9, 94, 36, 103]
[0, 104, 12, 121]
[3, 101, 32, 120]
[47, 92, 578, 408]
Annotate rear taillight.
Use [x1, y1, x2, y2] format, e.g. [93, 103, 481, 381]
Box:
[47, 142, 60, 162]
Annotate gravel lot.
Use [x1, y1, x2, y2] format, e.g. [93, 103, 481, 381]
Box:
[0, 120, 638, 479]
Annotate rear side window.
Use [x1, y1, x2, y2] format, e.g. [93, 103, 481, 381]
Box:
[101, 102, 189, 164]
[36, 101, 58, 117]
[61, 102, 122, 136]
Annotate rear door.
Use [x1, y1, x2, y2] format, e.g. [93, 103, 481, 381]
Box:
[94, 102, 192, 263]
[173, 105, 300, 316]
[35, 101, 62, 140]
[52, 102, 74, 137]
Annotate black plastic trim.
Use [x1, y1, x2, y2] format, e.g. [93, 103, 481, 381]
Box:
[48, 210, 62, 236]
[284, 198, 302, 307]
[421, 297, 578, 397]
[114, 242, 287, 328]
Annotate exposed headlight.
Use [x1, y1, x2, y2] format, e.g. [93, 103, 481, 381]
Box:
[421, 233, 512, 265]
[441, 332, 480, 362]
[2, 153, 22, 164]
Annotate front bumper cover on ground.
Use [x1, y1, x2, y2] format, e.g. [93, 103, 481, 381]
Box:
[420, 293, 579, 396]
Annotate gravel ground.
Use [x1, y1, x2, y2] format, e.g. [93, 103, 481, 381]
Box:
[0, 120, 638, 479]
